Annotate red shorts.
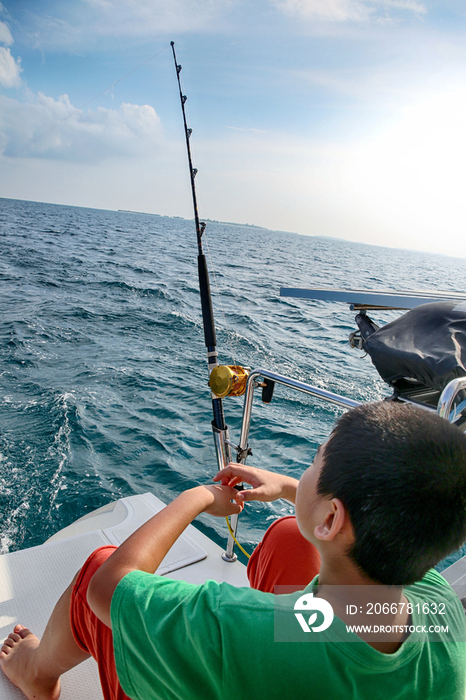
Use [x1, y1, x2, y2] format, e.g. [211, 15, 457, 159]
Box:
[70, 545, 129, 700]
[70, 517, 320, 699]
[247, 515, 321, 592]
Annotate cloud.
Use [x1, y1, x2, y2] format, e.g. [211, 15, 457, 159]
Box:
[23, 0, 234, 50]
[0, 20, 13, 45]
[272, 0, 426, 22]
[274, 0, 372, 22]
[83, 0, 233, 32]
[0, 92, 164, 161]
[0, 46, 21, 87]
[226, 125, 269, 133]
[0, 16, 22, 88]
[4, 0, 428, 55]
[378, 0, 426, 13]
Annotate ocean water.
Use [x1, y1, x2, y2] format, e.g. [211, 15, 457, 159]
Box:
[1, 196, 466, 569]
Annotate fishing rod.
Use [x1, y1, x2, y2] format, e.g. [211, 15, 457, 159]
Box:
[170, 42, 250, 560]
[170, 42, 224, 426]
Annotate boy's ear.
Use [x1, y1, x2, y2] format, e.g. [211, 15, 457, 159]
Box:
[314, 498, 351, 542]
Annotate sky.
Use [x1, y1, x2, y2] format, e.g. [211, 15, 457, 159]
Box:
[1, 1, 466, 258]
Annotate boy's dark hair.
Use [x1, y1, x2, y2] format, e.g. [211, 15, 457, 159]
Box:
[317, 401, 466, 585]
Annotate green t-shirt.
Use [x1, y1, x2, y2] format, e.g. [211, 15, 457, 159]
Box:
[111, 568, 466, 700]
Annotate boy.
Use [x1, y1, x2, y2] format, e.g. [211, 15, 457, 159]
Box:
[2, 401, 466, 699]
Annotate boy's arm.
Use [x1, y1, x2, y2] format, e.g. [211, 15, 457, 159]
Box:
[214, 463, 299, 504]
[87, 484, 241, 628]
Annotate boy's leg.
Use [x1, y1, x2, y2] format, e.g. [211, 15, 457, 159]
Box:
[1, 545, 129, 700]
[247, 515, 321, 593]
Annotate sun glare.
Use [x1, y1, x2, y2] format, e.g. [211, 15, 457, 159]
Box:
[345, 88, 466, 257]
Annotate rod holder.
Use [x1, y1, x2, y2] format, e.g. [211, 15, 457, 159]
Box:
[212, 422, 232, 472]
[222, 513, 239, 562]
[211, 423, 240, 562]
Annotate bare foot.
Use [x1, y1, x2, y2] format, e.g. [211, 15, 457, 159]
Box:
[0, 625, 60, 700]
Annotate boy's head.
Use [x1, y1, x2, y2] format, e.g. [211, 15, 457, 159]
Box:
[313, 401, 466, 585]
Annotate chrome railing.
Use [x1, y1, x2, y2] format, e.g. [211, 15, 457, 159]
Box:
[437, 377, 466, 423]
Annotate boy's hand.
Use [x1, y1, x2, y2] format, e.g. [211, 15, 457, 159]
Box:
[196, 484, 244, 517]
[213, 463, 299, 505]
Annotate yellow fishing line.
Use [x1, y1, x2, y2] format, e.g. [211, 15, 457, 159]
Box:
[225, 517, 251, 559]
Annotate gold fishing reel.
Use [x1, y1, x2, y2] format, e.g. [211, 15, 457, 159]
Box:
[208, 365, 249, 399]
